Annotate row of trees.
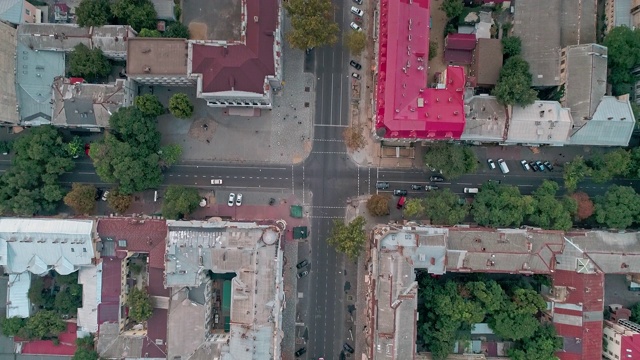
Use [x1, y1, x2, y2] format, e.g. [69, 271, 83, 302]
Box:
[418, 276, 561, 360]
[563, 149, 640, 191]
[284, 0, 339, 50]
[1, 311, 67, 340]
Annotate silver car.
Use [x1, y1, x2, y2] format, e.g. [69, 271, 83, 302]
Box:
[227, 193, 235, 207]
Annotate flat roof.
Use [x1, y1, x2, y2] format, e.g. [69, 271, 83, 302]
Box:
[507, 101, 573, 145]
[126, 38, 189, 76]
[563, 44, 607, 122]
[375, 0, 465, 140]
[52, 78, 126, 128]
[461, 95, 507, 142]
[471, 38, 503, 86]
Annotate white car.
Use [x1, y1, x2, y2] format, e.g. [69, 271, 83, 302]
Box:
[487, 159, 496, 169]
[236, 193, 243, 206]
[521, 160, 531, 171]
[228, 193, 235, 207]
[101, 190, 110, 201]
[350, 22, 362, 31]
[350, 6, 364, 17]
[351, 72, 361, 80]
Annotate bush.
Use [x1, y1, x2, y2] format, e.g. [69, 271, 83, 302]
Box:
[168, 93, 194, 119]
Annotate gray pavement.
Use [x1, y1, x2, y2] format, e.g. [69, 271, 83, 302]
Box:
[604, 274, 640, 308]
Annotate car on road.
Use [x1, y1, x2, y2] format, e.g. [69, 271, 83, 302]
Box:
[536, 160, 545, 171]
[343, 343, 355, 354]
[430, 176, 444, 182]
[211, 179, 223, 185]
[376, 182, 390, 189]
[425, 185, 439, 191]
[296, 259, 309, 269]
[236, 193, 243, 206]
[352, 0, 362, 4]
[393, 189, 408, 196]
[410, 184, 422, 190]
[487, 159, 496, 169]
[350, 22, 362, 31]
[464, 188, 479, 194]
[95, 188, 104, 201]
[520, 160, 531, 171]
[101, 190, 110, 201]
[351, 72, 361, 80]
[298, 270, 309, 278]
[349, 60, 362, 70]
[227, 193, 235, 206]
[530, 161, 539, 171]
[350, 6, 364, 16]
[544, 161, 554, 171]
[396, 196, 406, 209]
[294, 347, 306, 357]
[199, 198, 207, 207]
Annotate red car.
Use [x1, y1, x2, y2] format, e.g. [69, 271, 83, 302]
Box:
[84, 143, 91, 157]
[396, 196, 406, 209]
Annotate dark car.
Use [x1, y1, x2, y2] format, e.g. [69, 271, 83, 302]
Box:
[536, 160, 546, 171]
[349, 60, 362, 70]
[543, 161, 554, 171]
[530, 161, 539, 172]
[295, 347, 307, 357]
[393, 189, 408, 196]
[298, 270, 309, 278]
[343, 343, 355, 354]
[410, 184, 422, 190]
[95, 188, 104, 201]
[296, 259, 309, 269]
[376, 182, 390, 189]
[352, 0, 362, 4]
[430, 176, 444, 182]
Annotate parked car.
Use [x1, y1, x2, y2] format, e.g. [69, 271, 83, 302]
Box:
[350, 60, 362, 70]
[487, 159, 496, 169]
[410, 184, 422, 190]
[536, 160, 546, 171]
[350, 22, 362, 31]
[430, 176, 444, 182]
[101, 190, 110, 201]
[520, 160, 531, 171]
[235, 193, 243, 206]
[295, 348, 307, 357]
[393, 189, 408, 196]
[530, 161, 539, 172]
[298, 270, 309, 278]
[296, 259, 309, 269]
[497, 158, 510, 174]
[543, 161, 554, 171]
[228, 193, 236, 206]
[396, 196, 406, 209]
[350, 6, 364, 16]
[343, 343, 355, 354]
[376, 182, 390, 189]
[95, 188, 104, 201]
[352, 0, 362, 4]
[351, 72, 361, 80]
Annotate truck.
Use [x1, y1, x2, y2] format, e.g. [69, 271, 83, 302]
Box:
[498, 159, 510, 174]
[211, 179, 223, 185]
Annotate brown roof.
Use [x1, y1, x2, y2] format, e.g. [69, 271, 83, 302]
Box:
[126, 38, 188, 76]
[471, 38, 503, 86]
[96, 218, 167, 269]
[190, 0, 277, 94]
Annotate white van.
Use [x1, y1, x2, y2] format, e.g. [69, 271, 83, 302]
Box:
[351, 6, 364, 17]
[498, 159, 510, 174]
[464, 188, 479, 194]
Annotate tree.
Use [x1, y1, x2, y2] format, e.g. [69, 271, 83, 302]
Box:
[563, 156, 592, 192]
[284, 0, 340, 50]
[64, 183, 97, 214]
[366, 195, 390, 216]
[138, 28, 162, 37]
[25, 310, 66, 339]
[492, 56, 537, 106]
[571, 192, 595, 220]
[403, 198, 425, 217]
[28, 276, 46, 307]
[595, 185, 640, 229]
[134, 94, 164, 117]
[508, 324, 562, 360]
[423, 189, 468, 225]
[423, 143, 478, 179]
[168, 93, 194, 119]
[106, 188, 132, 213]
[603, 26, 640, 95]
[529, 180, 575, 230]
[73, 336, 98, 360]
[471, 181, 534, 227]
[68, 44, 111, 80]
[490, 308, 540, 340]
[162, 185, 201, 219]
[164, 22, 190, 38]
[440, 0, 464, 19]
[429, 41, 438, 61]
[67, 136, 84, 158]
[1, 317, 25, 337]
[127, 287, 153, 323]
[76, 0, 112, 27]
[111, 0, 158, 32]
[630, 147, 640, 179]
[345, 31, 366, 56]
[501, 36, 522, 57]
[159, 144, 182, 168]
[589, 149, 631, 183]
[327, 216, 367, 260]
[631, 302, 640, 323]
[54, 289, 81, 315]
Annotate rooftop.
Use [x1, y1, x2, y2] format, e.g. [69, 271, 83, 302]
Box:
[167, 287, 208, 360]
[375, 0, 466, 140]
[506, 101, 573, 145]
[7, 273, 31, 318]
[52, 78, 127, 128]
[98, 257, 122, 324]
[77, 265, 100, 334]
[96, 218, 167, 269]
[189, 0, 279, 95]
[444, 33, 476, 64]
[126, 38, 188, 76]
[0, 22, 18, 125]
[569, 95, 635, 147]
[470, 38, 503, 86]
[0, 0, 24, 25]
[19, 322, 77, 356]
[461, 95, 507, 142]
[562, 44, 607, 121]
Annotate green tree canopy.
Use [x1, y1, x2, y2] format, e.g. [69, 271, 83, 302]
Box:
[508, 324, 562, 360]
[64, 183, 97, 214]
[168, 93, 194, 119]
[28, 276, 46, 307]
[74, 336, 98, 360]
[563, 155, 592, 192]
[138, 28, 162, 37]
[106, 188, 133, 213]
[109, 106, 161, 149]
[589, 149, 631, 183]
[284, 0, 340, 50]
[327, 216, 367, 260]
[439, 0, 464, 19]
[159, 144, 182, 168]
[595, 185, 640, 229]
[492, 56, 538, 106]
[471, 181, 534, 227]
[127, 287, 153, 323]
[424, 143, 478, 179]
[134, 94, 164, 117]
[346, 31, 366, 56]
[367, 195, 390, 216]
[162, 185, 201, 219]
[68, 44, 111, 81]
[164, 22, 190, 38]
[54, 288, 82, 315]
[489, 307, 540, 340]
[603, 26, 640, 95]
[111, 0, 158, 32]
[76, 0, 113, 27]
[1, 317, 26, 337]
[403, 198, 425, 217]
[631, 302, 640, 323]
[501, 36, 522, 57]
[423, 188, 468, 225]
[529, 180, 575, 230]
[25, 310, 66, 339]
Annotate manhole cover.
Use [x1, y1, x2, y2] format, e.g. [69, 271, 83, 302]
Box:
[305, 86, 310, 92]
[304, 102, 309, 107]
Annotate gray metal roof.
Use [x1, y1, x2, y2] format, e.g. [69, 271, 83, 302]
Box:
[563, 44, 607, 121]
[569, 96, 635, 146]
[7, 272, 31, 318]
[15, 42, 64, 125]
[151, 0, 175, 20]
[0, 0, 23, 25]
[0, 22, 19, 125]
[613, 0, 632, 27]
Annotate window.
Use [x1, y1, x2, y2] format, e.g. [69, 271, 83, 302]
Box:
[616, 340, 620, 344]
[25, 9, 30, 15]
[83, 248, 87, 252]
[71, 248, 75, 252]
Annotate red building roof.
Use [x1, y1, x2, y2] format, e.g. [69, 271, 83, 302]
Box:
[376, 0, 466, 140]
[445, 33, 477, 50]
[97, 218, 167, 269]
[98, 257, 122, 324]
[190, 0, 278, 94]
[20, 322, 77, 356]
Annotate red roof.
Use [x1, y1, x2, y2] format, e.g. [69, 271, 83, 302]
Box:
[142, 309, 167, 358]
[191, 0, 278, 94]
[98, 256, 122, 324]
[444, 49, 473, 64]
[96, 218, 167, 269]
[445, 33, 477, 50]
[20, 322, 77, 356]
[375, 0, 466, 140]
